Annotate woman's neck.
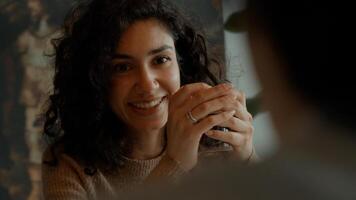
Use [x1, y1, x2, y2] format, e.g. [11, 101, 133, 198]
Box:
[124, 128, 166, 160]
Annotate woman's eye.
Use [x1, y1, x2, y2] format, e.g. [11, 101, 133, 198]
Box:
[154, 56, 171, 65]
[113, 63, 132, 73]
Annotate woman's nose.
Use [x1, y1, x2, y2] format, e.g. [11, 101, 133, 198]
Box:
[135, 66, 159, 94]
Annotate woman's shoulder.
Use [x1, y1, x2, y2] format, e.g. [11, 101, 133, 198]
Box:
[42, 145, 85, 175]
[41, 145, 109, 199]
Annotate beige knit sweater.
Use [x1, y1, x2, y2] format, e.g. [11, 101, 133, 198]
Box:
[42, 146, 232, 200]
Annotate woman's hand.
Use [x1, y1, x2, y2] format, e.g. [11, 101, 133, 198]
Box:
[204, 90, 257, 163]
[165, 83, 236, 171]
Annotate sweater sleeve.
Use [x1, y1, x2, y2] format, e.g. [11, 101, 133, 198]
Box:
[41, 151, 90, 200]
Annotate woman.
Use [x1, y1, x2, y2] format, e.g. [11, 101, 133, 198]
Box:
[42, 0, 257, 199]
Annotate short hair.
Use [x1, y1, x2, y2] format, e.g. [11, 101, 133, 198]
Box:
[247, 0, 355, 131]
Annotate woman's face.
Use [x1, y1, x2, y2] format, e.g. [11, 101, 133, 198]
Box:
[109, 19, 181, 133]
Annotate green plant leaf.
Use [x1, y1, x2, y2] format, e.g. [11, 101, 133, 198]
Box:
[224, 10, 247, 33]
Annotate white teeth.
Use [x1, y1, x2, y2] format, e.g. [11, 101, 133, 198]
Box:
[131, 98, 163, 109]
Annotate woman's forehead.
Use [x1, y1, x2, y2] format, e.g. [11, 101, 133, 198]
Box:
[115, 19, 175, 54]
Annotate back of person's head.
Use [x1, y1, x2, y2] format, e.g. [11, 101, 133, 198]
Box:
[247, 0, 355, 132]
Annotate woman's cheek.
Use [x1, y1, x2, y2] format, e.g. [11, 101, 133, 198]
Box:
[166, 65, 181, 93]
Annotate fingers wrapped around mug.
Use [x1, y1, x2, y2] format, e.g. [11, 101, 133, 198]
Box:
[165, 83, 236, 170]
[205, 114, 254, 147]
[171, 83, 234, 110]
[203, 90, 256, 163]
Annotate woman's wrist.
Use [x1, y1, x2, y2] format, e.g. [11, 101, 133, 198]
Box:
[231, 145, 259, 165]
[244, 147, 258, 165]
[245, 147, 261, 165]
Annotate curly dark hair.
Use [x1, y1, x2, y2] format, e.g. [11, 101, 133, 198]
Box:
[43, 0, 226, 174]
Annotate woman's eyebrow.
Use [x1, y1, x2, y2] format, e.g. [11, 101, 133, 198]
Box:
[111, 45, 174, 60]
[148, 45, 174, 55]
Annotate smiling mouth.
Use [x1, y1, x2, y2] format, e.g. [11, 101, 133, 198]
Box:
[129, 96, 167, 109]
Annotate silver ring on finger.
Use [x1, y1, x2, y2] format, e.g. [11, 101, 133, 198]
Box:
[221, 127, 229, 132]
[186, 111, 198, 124]
[215, 126, 229, 133]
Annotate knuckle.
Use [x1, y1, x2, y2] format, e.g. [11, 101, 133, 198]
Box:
[198, 103, 209, 113]
[193, 92, 204, 102]
[236, 102, 244, 111]
[233, 89, 243, 100]
[206, 116, 216, 124]
[228, 90, 237, 100]
[223, 95, 234, 104]
[227, 132, 235, 141]
[232, 119, 239, 127]
[229, 94, 237, 101]
[231, 101, 239, 109]
[210, 130, 218, 136]
[244, 112, 252, 121]
[180, 84, 189, 93]
[247, 125, 254, 133]
[248, 113, 253, 121]
[197, 82, 208, 88]
[245, 132, 253, 141]
[190, 83, 209, 92]
[201, 83, 211, 89]
[218, 97, 227, 105]
[224, 112, 233, 119]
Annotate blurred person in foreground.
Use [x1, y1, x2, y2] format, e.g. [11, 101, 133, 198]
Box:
[125, 0, 356, 199]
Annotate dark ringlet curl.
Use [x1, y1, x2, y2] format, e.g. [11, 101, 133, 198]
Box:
[43, 0, 226, 175]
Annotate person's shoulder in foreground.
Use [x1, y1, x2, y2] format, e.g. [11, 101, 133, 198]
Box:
[123, 120, 356, 200]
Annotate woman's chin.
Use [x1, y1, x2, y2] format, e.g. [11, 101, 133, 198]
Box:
[130, 119, 167, 133]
